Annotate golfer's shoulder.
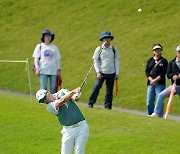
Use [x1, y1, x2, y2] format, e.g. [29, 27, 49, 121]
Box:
[47, 101, 58, 115]
[56, 89, 69, 96]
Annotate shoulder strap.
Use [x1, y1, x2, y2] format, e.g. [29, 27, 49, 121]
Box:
[99, 45, 116, 59]
[150, 58, 164, 75]
[98, 45, 102, 65]
[98, 45, 116, 65]
[39, 43, 42, 59]
[112, 46, 116, 58]
[39, 43, 42, 51]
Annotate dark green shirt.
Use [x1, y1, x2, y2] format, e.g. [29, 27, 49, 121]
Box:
[47, 89, 85, 126]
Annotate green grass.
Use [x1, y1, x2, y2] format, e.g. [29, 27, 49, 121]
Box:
[0, 94, 180, 154]
[0, 0, 180, 114]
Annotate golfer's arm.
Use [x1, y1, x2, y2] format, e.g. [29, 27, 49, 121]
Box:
[55, 91, 76, 109]
[71, 95, 79, 102]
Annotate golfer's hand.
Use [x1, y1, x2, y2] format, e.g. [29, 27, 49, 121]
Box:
[72, 87, 81, 93]
[71, 87, 82, 101]
[97, 72, 102, 79]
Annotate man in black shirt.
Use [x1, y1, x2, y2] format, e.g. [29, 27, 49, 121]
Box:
[150, 45, 180, 117]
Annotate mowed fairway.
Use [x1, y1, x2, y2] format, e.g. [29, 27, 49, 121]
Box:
[0, 94, 179, 154]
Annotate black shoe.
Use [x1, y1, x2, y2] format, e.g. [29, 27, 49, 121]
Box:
[105, 107, 111, 110]
[88, 103, 93, 108]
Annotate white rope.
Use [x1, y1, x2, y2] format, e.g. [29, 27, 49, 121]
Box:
[0, 60, 27, 63]
[0, 59, 32, 104]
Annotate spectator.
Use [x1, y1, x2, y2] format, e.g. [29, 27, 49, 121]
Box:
[88, 31, 120, 109]
[150, 45, 180, 117]
[145, 44, 168, 116]
[32, 29, 61, 93]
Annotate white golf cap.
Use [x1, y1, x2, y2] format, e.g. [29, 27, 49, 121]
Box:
[36, 89, 47, 103]
[176, 45, 180, 52]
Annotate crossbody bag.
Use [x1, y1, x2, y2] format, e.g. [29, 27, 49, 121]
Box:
[150, 58, 164, 75]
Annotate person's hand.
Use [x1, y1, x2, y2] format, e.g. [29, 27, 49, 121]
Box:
[173, 75, 178, 81]
[57, 70, 60, 76]
[115, 74, 119, 80]
[71, 87, 82, 101]
[72, 87, 81, 94]
[35, 69, 40, 76]
[177, 73, 180, 79]
[150, 79, 158, 86]
[97, 72, 102, 79]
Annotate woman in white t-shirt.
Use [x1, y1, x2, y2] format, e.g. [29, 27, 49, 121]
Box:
[32, 29, 61, 94]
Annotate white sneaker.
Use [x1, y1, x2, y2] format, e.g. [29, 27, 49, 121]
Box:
[149, 112, 159, 117]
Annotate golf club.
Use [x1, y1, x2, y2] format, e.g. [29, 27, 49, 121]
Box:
[80, 41, 107, 89]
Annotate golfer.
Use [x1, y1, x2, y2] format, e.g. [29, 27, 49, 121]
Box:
[36, 87, 89, 154]
[88, 31, 120, 109]
[149, 45, 180, 117]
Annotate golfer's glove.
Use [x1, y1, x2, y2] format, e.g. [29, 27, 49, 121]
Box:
[75, 92, 82, 99]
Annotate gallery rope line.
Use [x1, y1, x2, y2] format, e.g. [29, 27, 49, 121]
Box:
[0, 60, 27, 63]
[0, 58, 32, 104]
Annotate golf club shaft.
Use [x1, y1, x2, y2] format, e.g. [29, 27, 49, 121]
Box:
[80, 64, 94, 88]
[80, 41, 107, 89]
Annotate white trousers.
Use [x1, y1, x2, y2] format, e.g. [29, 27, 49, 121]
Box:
[61, 120, 89, 154]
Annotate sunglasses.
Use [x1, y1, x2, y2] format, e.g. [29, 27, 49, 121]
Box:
[153, 48, 162, 52]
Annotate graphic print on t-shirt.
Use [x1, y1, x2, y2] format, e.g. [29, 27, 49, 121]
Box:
[44, 50, 53, 60]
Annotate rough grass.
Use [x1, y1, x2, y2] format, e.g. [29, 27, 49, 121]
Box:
[0, 0, 180, 114]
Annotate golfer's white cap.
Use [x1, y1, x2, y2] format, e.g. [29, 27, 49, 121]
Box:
[176, 45, 180, 52]
[36, 89, 47, 103]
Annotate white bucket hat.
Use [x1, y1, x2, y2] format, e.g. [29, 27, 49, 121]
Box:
[36, 89, 47, 103]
